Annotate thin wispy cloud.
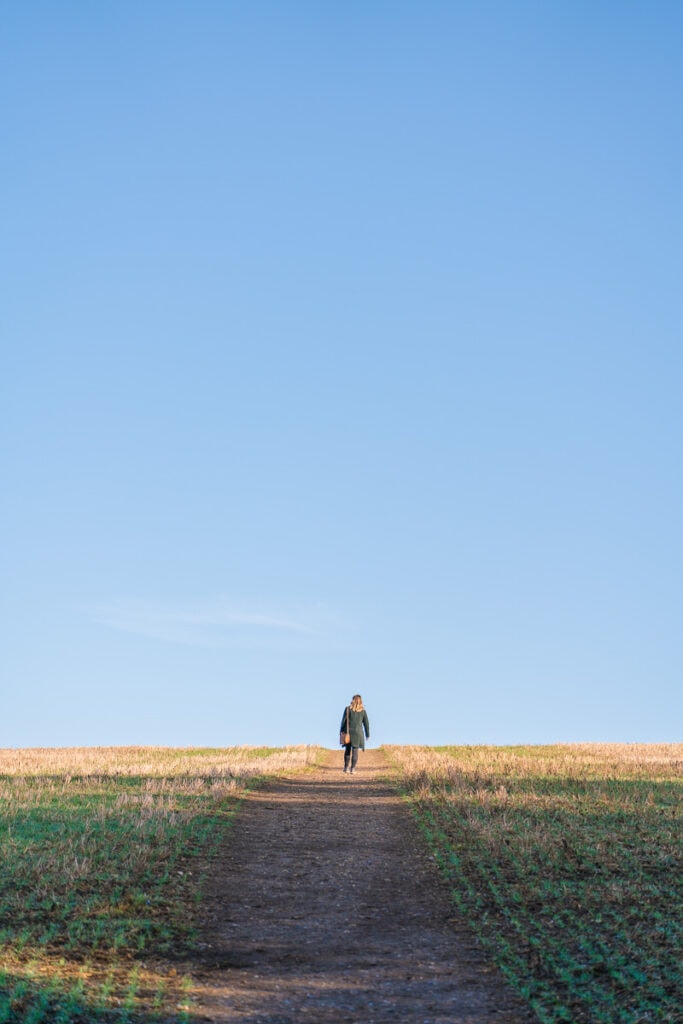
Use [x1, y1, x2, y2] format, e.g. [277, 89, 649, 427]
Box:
[88, 597, 342, 649]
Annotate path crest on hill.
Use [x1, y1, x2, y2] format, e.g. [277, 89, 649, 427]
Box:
[190, 748, 535, 1023]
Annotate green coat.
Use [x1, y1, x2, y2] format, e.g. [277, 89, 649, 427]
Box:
[340, 706, 370, 749]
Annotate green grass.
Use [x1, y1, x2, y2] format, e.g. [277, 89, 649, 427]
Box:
[386, 743, 682, 1024]
[0, 745, 319, 1022]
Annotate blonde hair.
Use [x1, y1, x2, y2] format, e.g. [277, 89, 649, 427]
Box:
[350, 694, 364, 711]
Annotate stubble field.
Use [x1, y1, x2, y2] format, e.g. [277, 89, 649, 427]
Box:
[385, 743, 682, 1023]
[0, 743, 680, 1022]
[0, 745, 320, 1022]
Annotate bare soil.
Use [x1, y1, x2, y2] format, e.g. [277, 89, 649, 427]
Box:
[189, 749, 537, 1023]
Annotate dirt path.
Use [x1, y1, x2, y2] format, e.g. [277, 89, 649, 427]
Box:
[190, 749, 536, 1023]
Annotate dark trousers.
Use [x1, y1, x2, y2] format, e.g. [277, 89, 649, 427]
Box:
[343, 744, 359, 769]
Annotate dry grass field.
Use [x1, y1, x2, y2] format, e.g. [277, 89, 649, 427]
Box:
[0, 745, 320, 1022]
[385, 743, 682, 1024]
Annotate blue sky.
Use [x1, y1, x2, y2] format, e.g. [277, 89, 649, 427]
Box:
[3, 3, 682, 748]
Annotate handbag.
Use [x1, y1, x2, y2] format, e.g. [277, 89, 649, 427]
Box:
[340, 706, 351, 746]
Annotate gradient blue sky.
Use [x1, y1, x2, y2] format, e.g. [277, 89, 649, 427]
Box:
[3, 3, 682, 748]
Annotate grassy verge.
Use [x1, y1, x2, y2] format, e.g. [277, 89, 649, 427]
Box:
[385, 743, 682, 1024]
[0, 745, 320, 1022]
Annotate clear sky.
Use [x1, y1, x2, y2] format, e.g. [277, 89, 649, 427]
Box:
[3, 3, 682, 749]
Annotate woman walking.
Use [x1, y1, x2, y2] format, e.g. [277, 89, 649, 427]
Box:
[340, 694, 370, 774]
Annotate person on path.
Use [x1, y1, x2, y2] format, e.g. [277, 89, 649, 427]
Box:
[340, 694, 370, 774]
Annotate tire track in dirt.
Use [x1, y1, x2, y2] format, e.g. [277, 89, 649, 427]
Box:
[189, 748, 536, 1023]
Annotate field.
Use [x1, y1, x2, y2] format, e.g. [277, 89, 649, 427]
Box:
[385, 743, 682, 1024]
[2, 743, 680, 1023]
[0, 745, 320, 1022]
